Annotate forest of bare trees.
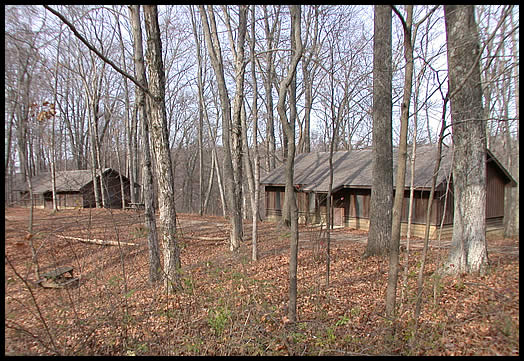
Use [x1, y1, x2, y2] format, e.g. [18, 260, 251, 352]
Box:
[4, 5, 519, 354]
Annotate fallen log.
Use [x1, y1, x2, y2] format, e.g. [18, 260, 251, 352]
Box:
[197, 236, 228, 241]
[56, 235, 138, 247]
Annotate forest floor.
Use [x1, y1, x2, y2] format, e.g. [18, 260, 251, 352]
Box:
[4, 206, 519, 356]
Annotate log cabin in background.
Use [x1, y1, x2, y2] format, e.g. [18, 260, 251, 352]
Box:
[261, 144, 517, 240]
[11, 168, 140, 209]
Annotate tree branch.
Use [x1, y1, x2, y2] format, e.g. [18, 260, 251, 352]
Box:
[43, 5, 155, 100]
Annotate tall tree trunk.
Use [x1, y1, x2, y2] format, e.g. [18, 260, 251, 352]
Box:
[276, 5, 303, 323]
[143, 5, 181, 291]
[202, 149, 215, 214]
[504, 8, 519, 238]
[94, 102, 107, 208]
[5, 108, 14, 205]
[324, 33, 349, 286]
[366, 5, 393, 257]
[386, 5, 414, 319]
[15, 63, 39, 278]
[228, 5, 248, 250]
[202, 89, 227, 216]
[204, 112, 227, 216]
[443, 5, 488, 274]
[115, 130, 126, 209]
[400, 55, 426, 308]
[507, 8, 519, 237]
[116, 12, 137, 205]
[134, 50, 163, 283]
[199, 5, 246, 251]
[189, 5, 205, 216]
[50, 28, 62, 212]
[299, 5, 320, 154]
[414, 95, 449, 326]
[88, 99, 102, 208]
[250, 5, 260, 260]
[262, 5, 280, 171]
[240, 100, 256, 239]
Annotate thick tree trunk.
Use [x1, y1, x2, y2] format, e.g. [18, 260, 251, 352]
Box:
[443, 5, 488, 274]
[143, 5, 181, 291]
[229, 6, 248, 251]
[366, 5, 393, 257]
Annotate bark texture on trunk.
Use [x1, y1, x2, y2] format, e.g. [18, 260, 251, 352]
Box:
[143, 5, 181, 292]
[366, 5, 393, 257]
[444, 5, 488, 274]
[129, 5, 161, 284]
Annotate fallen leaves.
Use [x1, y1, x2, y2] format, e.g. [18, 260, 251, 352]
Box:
[4, 207, 520, 356]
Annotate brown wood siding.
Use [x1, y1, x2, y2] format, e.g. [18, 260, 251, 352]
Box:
[395, 189, 443, 226]
[297, 192, 307, 213]
[438, 188, 454, 225]
[81, 171, 133, 208]
[265, 186, 284, 218]
[43, 192, 83, 209]
[58, 193, 83, 208]
[101, 173, 131, 208]
[486, 161, 505, 218]
[17, 192, 44, 207]
[346, 188, 370, 219]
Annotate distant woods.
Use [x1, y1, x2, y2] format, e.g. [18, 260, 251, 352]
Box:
[4, 5, 519, 299]
[4, 5, 517, 214]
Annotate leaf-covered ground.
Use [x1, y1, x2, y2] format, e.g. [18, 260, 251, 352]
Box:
[4, 207, 519, 355]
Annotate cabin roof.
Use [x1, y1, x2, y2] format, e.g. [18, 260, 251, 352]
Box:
[260, 144, 516, 193]
[12, 168, 138, 194]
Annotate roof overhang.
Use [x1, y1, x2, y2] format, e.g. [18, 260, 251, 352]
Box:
[486, 149, 517, 186]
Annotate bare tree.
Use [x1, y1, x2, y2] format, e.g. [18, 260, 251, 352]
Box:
[114, 6, 138, 205]
[199, 5, 247, 251]
[49, 26, 63, 212]
[366, 5, 393, 257]
[386, 4, 439, 319]
[298, 5, 323, 154]
[275, 5, 303, 323]
[129, 5, 162, 284]
[249, 5, 261, 261]
[143, 5, 181, 291]
[189, 5, 205, 216]
[443, 5, 488, 274]
[261, 5, 281, 171]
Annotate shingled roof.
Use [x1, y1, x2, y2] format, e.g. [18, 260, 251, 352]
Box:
[260, 144, 514, 193]
[13, 168, 113, 194]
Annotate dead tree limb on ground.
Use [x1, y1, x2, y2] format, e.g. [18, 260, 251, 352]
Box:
[56, 235, 138, 247]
